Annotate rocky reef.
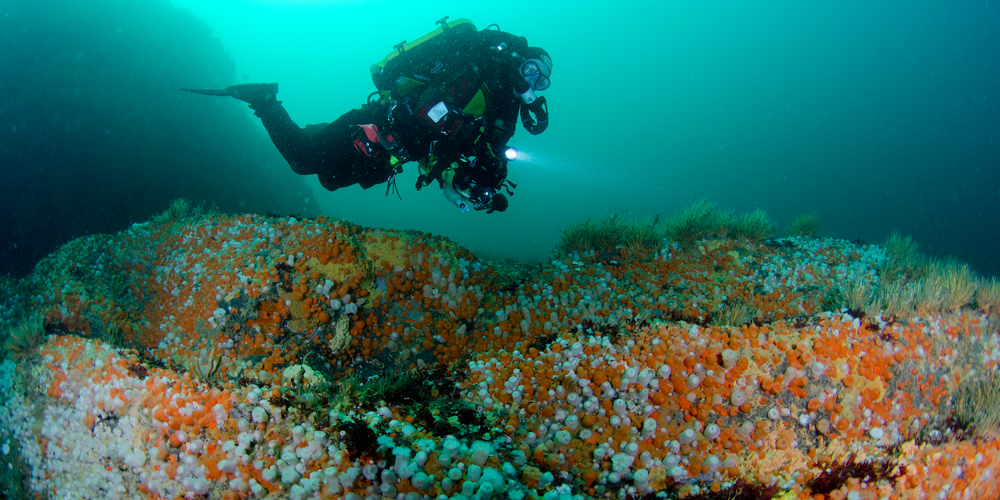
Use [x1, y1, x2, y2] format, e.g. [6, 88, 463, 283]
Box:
[0, 212, 997, 500]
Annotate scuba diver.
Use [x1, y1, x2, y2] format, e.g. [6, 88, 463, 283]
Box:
[182, 17, 551, 214]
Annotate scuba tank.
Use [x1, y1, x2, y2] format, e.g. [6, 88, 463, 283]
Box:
[369, 17, 487, 158]
[370, 16, 478, 92]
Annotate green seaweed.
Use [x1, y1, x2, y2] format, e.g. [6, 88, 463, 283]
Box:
[785, 213, 820, 238]
[1, 314, 45, 361]
[662, 199, 722, 249]
[952, 368, 1000, 437]
[728, 209, 777, 245]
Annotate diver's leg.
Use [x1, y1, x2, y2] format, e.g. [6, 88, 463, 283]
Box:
[256, 99, 395, 191]
[255, 104, 380, 175]
[311, 103, 397, 191]
[254, 103, 332, 176]
[315, 156, 392, 191]
[317, 169, 352, 191]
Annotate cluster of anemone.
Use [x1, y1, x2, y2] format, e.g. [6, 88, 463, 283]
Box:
[0, 205, 997, 500]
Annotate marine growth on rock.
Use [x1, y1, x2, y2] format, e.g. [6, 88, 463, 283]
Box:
[0, 213, 997, 500]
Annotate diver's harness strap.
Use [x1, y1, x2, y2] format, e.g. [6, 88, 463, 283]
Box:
[358, 93, 409, 199]
[520, 96, 548, 135]
[414, 148, 452, 192]
[385, 168, 402, 199]
[414, 140, 439, 191]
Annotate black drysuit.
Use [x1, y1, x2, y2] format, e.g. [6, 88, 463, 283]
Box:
[251, 28, 532, 196]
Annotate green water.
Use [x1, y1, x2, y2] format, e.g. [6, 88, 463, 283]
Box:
[169, 0, 1000, 273]
[2, 0, 997, 276]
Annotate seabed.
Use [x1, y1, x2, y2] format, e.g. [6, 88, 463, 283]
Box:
[1, 212, 998, 500]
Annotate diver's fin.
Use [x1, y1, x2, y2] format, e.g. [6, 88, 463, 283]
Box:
[179, 88, 233, 97]
[182, 84, 278, 109]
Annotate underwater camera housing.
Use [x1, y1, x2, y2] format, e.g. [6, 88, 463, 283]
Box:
[468, 185, 507, 213]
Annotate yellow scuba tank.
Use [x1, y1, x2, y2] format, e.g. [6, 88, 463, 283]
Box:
[369, 16, 477, 77]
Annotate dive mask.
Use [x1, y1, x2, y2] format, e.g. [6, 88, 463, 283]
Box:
[520, 57, 551, 91]
[516, 51, 552, 104]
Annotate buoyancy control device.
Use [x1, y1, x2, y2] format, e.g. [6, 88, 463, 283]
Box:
[369, 17, 489, 148]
